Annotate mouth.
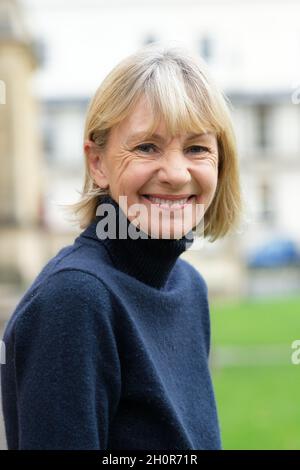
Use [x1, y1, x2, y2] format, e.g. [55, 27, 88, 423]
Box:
[141, 194, 196, 209]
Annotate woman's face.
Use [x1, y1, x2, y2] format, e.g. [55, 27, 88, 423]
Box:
[86, 95, 219, 239]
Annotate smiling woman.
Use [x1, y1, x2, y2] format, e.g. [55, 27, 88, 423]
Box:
[1, 41, 242, 450]
[84, 92, 221, 240]
[73, 41, 241, 242]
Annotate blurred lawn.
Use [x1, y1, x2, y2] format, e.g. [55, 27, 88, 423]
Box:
[210, 296, 300, 450]
[211, 295, 300, 345]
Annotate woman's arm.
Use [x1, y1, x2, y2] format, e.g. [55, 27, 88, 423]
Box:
[10, 270, 121, 450]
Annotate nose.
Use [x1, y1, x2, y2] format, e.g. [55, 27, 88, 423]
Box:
[156, 150, 192, 187]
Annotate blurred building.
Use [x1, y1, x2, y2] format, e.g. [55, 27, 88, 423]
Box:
[232, 91, 300, 242]
[39, 89, 300, 298]
[41, 97, 87, 230]
[227, 92, 300, 297]
[0, 0, 44, 298]
[1, 0, 300, 303]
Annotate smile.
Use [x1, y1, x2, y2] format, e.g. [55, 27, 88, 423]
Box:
[141, 195, 196, 210]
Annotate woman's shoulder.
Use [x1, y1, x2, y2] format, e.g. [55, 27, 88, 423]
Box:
[4, 264, 114, 346]
[32, 237, 111, 289]
[33, 266, 112, 313]
[34, 268, 111, 305]
[177, 257, 209, 295]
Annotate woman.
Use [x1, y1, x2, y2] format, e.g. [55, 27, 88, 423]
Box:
[1, 41, 241, 450]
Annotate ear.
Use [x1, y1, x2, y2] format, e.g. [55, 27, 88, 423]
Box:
[84, 139, 110, 189]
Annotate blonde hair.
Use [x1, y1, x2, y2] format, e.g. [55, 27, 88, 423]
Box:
[64, 40, 242, 242]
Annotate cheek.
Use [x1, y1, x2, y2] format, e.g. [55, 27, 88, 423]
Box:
[194, 164, 218, 193]
[121, 161, 154, 192]
[108, 151, 145, 189]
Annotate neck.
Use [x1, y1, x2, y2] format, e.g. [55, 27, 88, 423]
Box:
[80, 194, 194, 289]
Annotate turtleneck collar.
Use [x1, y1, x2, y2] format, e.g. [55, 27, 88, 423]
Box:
[79, 194, 194, 289]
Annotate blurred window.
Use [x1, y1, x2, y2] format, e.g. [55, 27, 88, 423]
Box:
[256, 104, 271, 150]
[259, 180, 275, 224]
[200, 36, 213, 62]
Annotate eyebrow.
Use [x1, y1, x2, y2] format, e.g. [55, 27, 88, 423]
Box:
[125, 131, 213, 145]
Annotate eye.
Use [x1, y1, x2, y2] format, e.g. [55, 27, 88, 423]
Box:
[187, 145, 210, 154]
[135, 143, 157, 154]
[134, 143, 211, 155]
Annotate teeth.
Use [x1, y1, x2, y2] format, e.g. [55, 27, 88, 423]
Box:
[146, 196, 190, 206]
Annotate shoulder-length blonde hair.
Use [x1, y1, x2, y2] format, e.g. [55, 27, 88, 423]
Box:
[65, 40, 242, 242]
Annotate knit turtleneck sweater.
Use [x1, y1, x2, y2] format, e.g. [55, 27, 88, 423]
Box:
[1, 194, 222, 450]
[86, 194, 195, 289]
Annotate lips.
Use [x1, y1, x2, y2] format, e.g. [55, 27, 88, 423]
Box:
[141, 194, 195, 209]
[142, 194, 194, 201]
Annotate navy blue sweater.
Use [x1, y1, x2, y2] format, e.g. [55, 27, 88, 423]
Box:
[1, 195, 221, 450]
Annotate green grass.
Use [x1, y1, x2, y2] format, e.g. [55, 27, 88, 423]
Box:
[209, 296, 300, 450]
[210, 295, 300, 346]
[212, 365, 300, 450]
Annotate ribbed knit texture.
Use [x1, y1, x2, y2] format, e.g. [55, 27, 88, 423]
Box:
[0, 195, 222, 450]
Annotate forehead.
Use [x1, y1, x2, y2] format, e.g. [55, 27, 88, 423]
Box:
[112, 95, 216, 144]
[115, 95, 154, 136]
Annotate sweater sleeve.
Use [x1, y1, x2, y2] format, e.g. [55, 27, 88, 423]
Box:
[13, 269, 121, 450]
